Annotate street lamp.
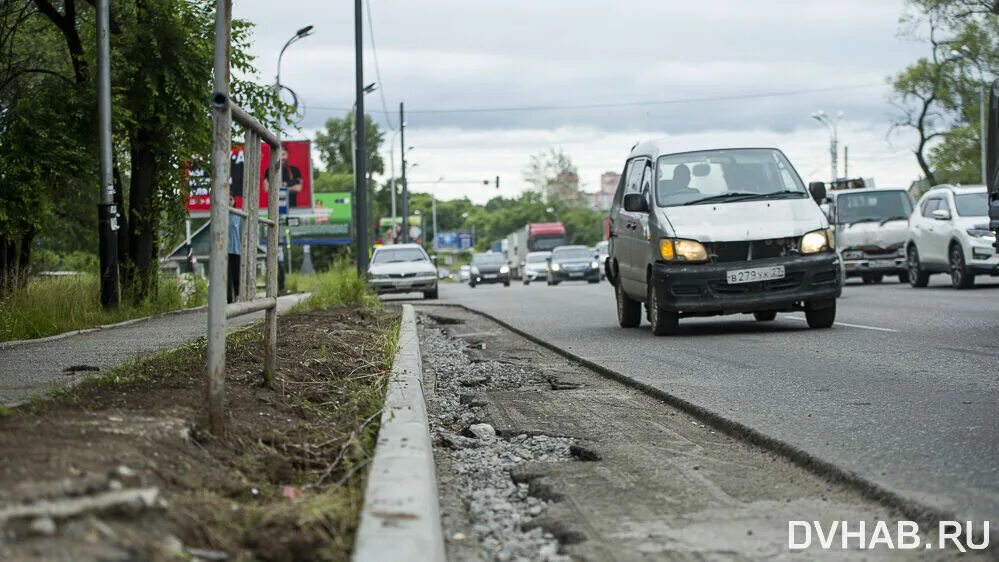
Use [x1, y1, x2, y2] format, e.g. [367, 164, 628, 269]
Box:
[545, 206, 560, 222]
[275, 25, 314, 283]
[811, 110, 843, 182]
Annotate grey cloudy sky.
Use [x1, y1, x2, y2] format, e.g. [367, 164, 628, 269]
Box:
[234, 0, 928, 202]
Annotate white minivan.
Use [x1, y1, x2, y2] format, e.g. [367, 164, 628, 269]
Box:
[605, 145, 843, 335]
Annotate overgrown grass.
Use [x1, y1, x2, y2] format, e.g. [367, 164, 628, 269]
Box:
[290, 261, 380, 313]
[0, 273, 207, 342]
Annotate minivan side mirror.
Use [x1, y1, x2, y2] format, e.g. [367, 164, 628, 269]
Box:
[623, 193, 649, 213]
[808, 181, 827, 203]
[931, 208, 952, 221]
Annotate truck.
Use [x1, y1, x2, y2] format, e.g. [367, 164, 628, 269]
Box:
[988, 79, 999, 246]
[506, 222, 566, 278]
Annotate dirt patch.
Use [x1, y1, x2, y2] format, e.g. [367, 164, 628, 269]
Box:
[0, 306, 398, 562]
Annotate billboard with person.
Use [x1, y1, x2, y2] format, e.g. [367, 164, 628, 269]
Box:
[184, 140, 313, 215]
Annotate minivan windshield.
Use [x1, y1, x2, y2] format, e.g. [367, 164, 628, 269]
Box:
[526, 253, 550, 263]
[472, 253, 505, 265]
[835, 191, 913, 224]
[655, 148, 806, 207]
[954, 192, 988, 217]
[552, 248, 593, 261]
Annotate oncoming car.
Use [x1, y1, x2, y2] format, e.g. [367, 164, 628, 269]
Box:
[606, 145, 842, 335]
[521, 251, 551, 285]
[547, 245, 601, 285]
[366, 244, 438, 299]
[906, 185, 999, 289]
[469, 253, 510, 288]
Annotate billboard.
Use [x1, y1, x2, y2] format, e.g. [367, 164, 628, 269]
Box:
[185, 140, 313, 215]
[434, 231, 474, 251]
[287, 192, 352, 246]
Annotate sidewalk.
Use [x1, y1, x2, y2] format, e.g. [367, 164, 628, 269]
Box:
[0, 293, 309, 407]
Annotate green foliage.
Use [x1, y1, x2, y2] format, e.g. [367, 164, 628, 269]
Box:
[314, 113, 385, 175]
[0, 273, 204, 341]
[313, 171, 356, 193]
[291, 261, 380, 312]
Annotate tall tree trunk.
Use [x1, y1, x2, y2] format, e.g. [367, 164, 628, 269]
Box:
[113, 162, 130, 280]
[125, 131, 158, 303]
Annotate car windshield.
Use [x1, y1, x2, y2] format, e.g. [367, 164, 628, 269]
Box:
[553, 248, 593, 261]
[655, 148, 806, 207]
[472, 254, 505, 265]
[526, 253, 550, 263]
[954, 192, 988, 217]
[836, 191, 913, 224]
[372, 248, 427, 264]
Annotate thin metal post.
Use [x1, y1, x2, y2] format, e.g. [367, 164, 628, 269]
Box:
[400, 102, 409, 243]
[263, 139, 280, 382]
[96, 0, 118, 307]
[207, 0, 232, 435]
[354, 0, 368, 272]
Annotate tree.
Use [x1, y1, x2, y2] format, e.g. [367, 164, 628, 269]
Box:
[314, 113, 384, 175]
[889, 1, 998, 185]
[523, 147, 583, 203]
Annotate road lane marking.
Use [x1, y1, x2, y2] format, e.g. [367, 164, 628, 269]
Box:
[782, 315, 898, 333]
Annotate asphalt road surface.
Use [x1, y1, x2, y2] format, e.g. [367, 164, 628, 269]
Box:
[390, 275, 999, 531]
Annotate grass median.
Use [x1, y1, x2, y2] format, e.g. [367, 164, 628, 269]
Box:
[0, 266, 397, 561]
[0, 273, 207, 342]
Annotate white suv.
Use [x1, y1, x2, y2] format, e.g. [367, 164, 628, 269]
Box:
[906, 185, 998, 289]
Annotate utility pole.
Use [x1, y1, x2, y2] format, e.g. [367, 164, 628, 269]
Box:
[400, 102, 409, 243]
[354, 0, 368, 272]
[96, 0, 119, 307]
[844, 146, 849, 178]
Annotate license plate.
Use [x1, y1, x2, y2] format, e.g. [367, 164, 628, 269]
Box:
[726, 265, 785, 284]
[872, 260, 895, 269]
[395, 282, 412, 289]
[569, 272, 584, 278]
[484, 274, 497, 279]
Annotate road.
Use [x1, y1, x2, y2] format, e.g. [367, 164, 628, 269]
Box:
[0, 293, 308, 407]
[394, 275, 999, 530]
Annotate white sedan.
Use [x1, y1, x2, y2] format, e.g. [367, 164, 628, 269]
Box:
[367, 244, 439, 299]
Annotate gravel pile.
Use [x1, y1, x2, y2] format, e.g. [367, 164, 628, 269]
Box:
[423, 324, 573, 562]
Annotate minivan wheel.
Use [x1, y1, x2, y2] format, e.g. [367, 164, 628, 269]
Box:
[616, 281, 641, 328]
[804, 300, 836, 329]
[907, 246, 930, 288]
[647, 284, 679, 336]
[949, 244, 975, 289]
[753, 311, 778, 322]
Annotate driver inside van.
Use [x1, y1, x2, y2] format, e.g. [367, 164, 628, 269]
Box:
[659, 163, 700, 196]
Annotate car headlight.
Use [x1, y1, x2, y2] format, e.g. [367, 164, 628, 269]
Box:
[471, 266, 479, 275]
[896, 246, 906, 257]
[967, 227, 995, 240]
[551, 263, 561, 272]
[659, 239, 708, 262]
[499, 265, 510, 274]
[591, 261, 600, 269]
[801, 229, 833, 254]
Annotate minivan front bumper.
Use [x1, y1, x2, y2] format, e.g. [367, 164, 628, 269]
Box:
[651, 253, 841, 315]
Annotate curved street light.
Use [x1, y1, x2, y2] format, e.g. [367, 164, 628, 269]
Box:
[811, 110, 843, 182]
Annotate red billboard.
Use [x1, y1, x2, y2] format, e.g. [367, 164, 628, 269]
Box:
[185, 139, 313, 214]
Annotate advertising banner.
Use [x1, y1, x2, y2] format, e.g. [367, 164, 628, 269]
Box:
[434, 231, 474, 251]
[287, 192, 352, 245]
[185, 140, 313, 215]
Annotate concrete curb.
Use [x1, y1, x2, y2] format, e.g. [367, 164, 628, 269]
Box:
[352, 304, 446, 562]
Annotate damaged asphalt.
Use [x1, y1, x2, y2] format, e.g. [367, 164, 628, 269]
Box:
[416, 304, 989, 561]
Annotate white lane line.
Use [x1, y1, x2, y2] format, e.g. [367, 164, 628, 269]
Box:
[782, 315, 899, 333]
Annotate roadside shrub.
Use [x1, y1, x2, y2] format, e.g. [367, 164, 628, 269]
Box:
[292, 261, 379, 312]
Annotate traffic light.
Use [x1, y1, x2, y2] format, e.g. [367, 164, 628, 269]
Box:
[495, 175, 500, 189]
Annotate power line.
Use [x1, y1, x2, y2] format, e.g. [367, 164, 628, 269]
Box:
[309, 83, 881, 115]
[365, 0, 394, 130]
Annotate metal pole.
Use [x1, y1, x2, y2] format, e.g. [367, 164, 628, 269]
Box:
[982, 85, 988, 185]
[207, 0, 233, 435]
[400, 102, 409, 243]
[432, 192, 437, 251]
[844, 145, 849, 178]
[830, 121, 838, 182]
[354, 0, 368, 273]
[96, 0, 118, 308]
[389, 132, 397, 241]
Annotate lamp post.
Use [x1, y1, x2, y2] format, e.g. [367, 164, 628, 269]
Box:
[350, 82, 376, 254]
[276, 25, 314, 284]
[811, 110, 842, 182]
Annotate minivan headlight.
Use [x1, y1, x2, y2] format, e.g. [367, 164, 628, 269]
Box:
[801, 229, 834, 254]
[659, 239, 708, 262]
[499, 265, 510, 274]
[550, 263, 561, 272]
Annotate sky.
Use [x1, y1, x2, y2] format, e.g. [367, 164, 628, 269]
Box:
[233, 0, 929, 203]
